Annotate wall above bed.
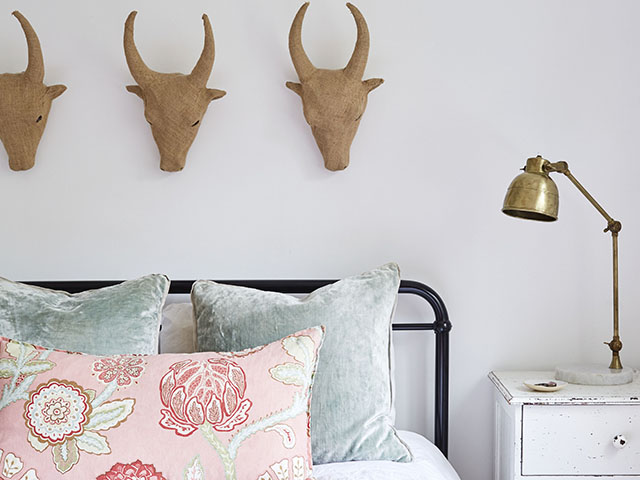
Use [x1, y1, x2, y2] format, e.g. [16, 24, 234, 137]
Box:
[1, 1, 639, 479]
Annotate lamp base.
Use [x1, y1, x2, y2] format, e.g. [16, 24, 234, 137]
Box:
[555, 364, 634, 385]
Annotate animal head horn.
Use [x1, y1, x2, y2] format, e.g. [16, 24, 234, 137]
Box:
[12, 11, 44, 83]
[189, 14, 215, 85]
[123, 11, 156, 87]
[288, 2, 315, 82]
[343, 3, 370, 79]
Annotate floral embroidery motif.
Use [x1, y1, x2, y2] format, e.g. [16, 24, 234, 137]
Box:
[264, 424, 296, 449]
[177, 332, 318, 480]
[0, 341, 54, 413]
[271, 459, 289, 480]
[24, 380, 91, 444]
[1, 452, 23, 478]
[257, 456, 306, 480]
[0, 449, 39, 480]
[159, 358, 252, 437]
[92, 356, 146, 387]
[96, 460, 166, 480]
[42, 397, 70, 424]
[22, 377, 135, 474]
[182, 456, 205, 480]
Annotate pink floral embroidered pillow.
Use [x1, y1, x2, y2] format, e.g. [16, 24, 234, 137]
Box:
[0, 326, 323, 480]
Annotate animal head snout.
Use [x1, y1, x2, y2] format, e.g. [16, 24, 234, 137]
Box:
[148, 124, 195, 172]
[0, 114, 48, 171]
[159, 157, 187, 172]
[5, 148, 37, 171]
[310, 125, 353, 171]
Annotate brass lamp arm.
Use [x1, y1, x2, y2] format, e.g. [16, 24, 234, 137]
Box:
[543, 159, 623, 369]
[544, 161, 622, 234]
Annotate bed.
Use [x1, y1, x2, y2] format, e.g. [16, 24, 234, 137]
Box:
[13, 277, 458, 480]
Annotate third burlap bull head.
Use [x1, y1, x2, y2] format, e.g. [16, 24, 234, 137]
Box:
[124, 11, 226, 172]
[286, 3, 383, 171]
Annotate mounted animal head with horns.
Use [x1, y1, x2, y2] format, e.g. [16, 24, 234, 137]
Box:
[0, 11, 66, 171]
[286, 2, 383, 172]
[124, 11, 226, 172]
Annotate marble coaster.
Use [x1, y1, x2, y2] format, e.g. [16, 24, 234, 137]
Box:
[555, 364, 634, 385]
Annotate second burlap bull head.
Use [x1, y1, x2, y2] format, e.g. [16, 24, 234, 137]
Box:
[286, 3, 383, 171]
[0, 11, 66, 171]
[124, 11, 226, 172]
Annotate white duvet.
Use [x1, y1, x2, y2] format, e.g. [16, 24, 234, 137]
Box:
[313, 431, 460, 480]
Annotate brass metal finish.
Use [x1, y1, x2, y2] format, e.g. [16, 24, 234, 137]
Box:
[607, 231, 623, 369]
[503, 155, 624, 369]
[503, 156, 559, 221]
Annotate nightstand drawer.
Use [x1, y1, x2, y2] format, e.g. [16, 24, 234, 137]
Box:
[522, 404, 640, 476]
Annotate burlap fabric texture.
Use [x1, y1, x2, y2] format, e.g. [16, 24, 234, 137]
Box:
[0, 11, 66, 171]
[286, 3, 383, 171]
[124, 11, 226, 172]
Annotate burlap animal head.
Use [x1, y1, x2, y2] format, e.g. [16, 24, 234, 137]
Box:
[286, 3, 383, 171]
[0, 11, 66, 171]
[124, 11, 226, 172]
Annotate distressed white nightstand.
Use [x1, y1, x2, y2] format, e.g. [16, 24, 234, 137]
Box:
[489, 370, 640, 480]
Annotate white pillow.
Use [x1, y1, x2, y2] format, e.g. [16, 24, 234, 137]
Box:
[159, 303, 196, 353]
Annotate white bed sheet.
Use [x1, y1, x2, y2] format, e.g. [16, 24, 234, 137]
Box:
[313, 430, 460, 480]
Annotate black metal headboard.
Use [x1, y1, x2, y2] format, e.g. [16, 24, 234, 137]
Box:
[26, 278, 451, 457]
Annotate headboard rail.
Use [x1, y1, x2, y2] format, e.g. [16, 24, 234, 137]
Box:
[25, 278, 451, 457]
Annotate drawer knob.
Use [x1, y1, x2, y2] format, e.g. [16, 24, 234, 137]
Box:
[613, 435, 627, 449]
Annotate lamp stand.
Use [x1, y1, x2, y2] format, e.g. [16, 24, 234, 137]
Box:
[544, 161, 633, 385]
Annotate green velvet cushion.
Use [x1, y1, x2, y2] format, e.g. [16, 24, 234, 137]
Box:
[0, 274, 169, 355]
[192, 263, 411, 465]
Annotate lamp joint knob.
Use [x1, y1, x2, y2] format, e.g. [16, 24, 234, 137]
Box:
[605, 220, 622, 234]
[605, 338, 622, 352]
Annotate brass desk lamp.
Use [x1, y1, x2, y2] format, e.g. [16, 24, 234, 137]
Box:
[503, 155, 633, 385]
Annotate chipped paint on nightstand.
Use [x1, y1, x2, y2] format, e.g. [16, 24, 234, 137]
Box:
[489, 370, 640, 480]
[489, 370, 640, 405]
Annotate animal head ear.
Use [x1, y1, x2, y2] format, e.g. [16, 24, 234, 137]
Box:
[126, 85, 144, 99]
[286, 81, 303, 96]
[47, 84, 67, 99]
[363, 78, 384, 93]
[206, 88, 226, 102]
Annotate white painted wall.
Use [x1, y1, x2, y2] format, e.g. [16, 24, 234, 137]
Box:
[2, 1, 639, 478]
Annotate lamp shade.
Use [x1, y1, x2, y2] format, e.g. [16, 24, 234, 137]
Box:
[502, 156, 559, 221]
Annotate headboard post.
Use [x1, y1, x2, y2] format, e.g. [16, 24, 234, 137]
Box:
[397, 280, 451, 457]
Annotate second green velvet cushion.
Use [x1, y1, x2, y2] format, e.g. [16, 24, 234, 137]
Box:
[191, 263, 411, 465]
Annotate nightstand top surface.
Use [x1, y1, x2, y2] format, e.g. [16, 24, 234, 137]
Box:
[489, 370, 640, 405]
